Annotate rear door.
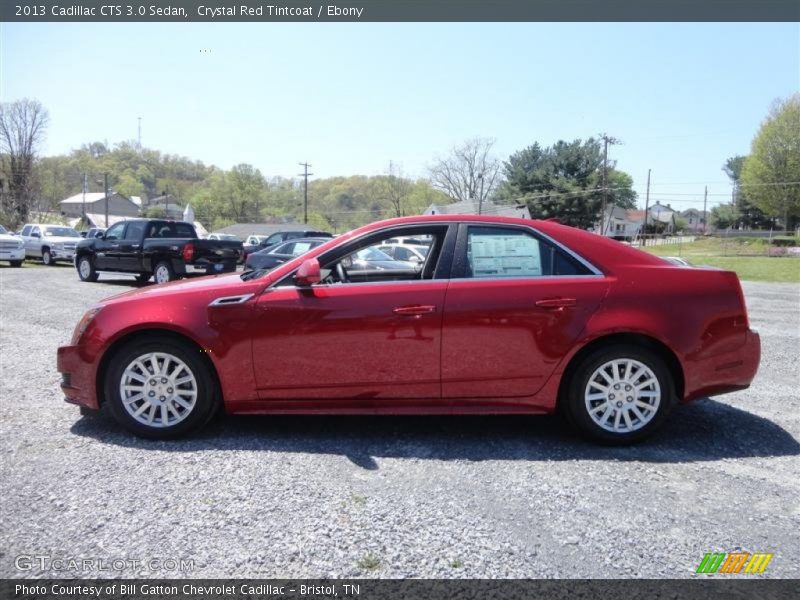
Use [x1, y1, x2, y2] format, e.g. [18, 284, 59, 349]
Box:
[117, 221, 146, 271]
[441, 224, 609, 402]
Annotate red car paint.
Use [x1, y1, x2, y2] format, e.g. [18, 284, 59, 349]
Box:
[57, 215, 760, 417]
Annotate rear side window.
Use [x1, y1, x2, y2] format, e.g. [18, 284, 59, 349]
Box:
[146, 222, 196, 238]
[124, 222, 145, 241]
[462, 226, 592, 278]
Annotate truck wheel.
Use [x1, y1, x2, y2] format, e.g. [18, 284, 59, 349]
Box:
[154, 260, 176, 284]
[135, 273, 151, 284]
[42, 248, 54, 265]
[10, 260, 22, 268]
[76, 255, 99, 282]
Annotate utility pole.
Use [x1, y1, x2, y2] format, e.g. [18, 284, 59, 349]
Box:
[298, 162, 313, 224]
[137, 117, 142, 150]
[104, 173, 109, 228]
[82, 173, 87, 218]
[643, 168, 651, 247]
[477, 173, 485, 215]
[599, 133, 620, 235]
[703, 186, 708, 234]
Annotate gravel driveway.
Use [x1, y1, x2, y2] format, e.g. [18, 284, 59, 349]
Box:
[1, 264, 798, 579]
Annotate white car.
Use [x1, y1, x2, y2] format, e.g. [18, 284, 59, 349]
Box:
[0, 224, 25, 267]
[19, 223, 82, 265]
[207, 232, 241, 241]
[376, 242, 430, 264]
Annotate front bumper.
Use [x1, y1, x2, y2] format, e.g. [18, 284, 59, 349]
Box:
[57, 344, 98, 409]
[0, 248, 25, 260]
[683, 328, 761, 402]
[51, 248, 76, 261]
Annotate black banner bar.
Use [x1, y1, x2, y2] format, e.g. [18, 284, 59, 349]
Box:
[2, 579, 798, 600]
[2, 0, 799, 23]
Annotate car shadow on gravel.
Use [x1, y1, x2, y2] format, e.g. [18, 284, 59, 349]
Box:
[70, 397, 799, 466]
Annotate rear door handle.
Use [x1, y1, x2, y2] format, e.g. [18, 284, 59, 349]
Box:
[535, 297, 577, 309]
[393, 305, 436, 316]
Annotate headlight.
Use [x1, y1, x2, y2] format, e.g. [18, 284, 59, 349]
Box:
[71, 306, 103, 344]
[16, 240, 23, 249]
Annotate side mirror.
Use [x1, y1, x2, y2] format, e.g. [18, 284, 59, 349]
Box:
[295, 258, 321, 286]
[80, 232, 87, 238]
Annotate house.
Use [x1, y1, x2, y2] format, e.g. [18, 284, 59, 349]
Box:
[59, 192, 140, 219]
[424, 200, 531, 219]
[144, 194, 184, 220]
[596, 201, 677, 239]
[680, 208, 706, 233]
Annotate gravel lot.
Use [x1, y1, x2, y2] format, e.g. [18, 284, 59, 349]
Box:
[1, 263, 798, 579]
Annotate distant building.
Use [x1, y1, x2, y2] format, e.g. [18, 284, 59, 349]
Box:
[596, 202, 677, 239]
[144, 194, 184, 219]
[424, 200, 530, 219]
[59, 192, 140, 219]
[680, 208, 706, 233]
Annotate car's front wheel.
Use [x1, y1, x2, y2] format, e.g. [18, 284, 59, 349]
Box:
[42, 248, 54, 265]
[564, 344, 675, 444]
[104, 337, 218, 439]
[76, 255, 98, 282]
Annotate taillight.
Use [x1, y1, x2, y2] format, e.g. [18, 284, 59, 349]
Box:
[182, 243, 195, 262]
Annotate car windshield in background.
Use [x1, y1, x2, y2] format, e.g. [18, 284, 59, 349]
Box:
[217, 234, 239, 241]
[356, 247, 394, 262]
[44, 227, 80, 237]
[0, 225, 8, 234]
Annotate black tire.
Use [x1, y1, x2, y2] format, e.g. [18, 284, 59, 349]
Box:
[42, 247, 54, 266]
[10, 260, 22, 268]
[562, 344, 675, 445]
[135, 272, 151, 283]
[104, 336, 219, 439]
[76, 255, 99, 282]
[153, 260, 176, 284]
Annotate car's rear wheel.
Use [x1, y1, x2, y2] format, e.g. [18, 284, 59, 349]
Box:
[154, 260, 176, 284]
[104, 337, 218, 439]
[42, 248, 53, 265]
[564, 344, 675, 444]
[76, 255, 98, 282]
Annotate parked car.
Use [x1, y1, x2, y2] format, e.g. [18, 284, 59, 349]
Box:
[376, 242, 429, 264]
[245, 237, 330, 271]
[81, 227, 106, 239]
[74, 219, 243, 284]
[207, 232, 241, 242]
[663, 256, 692, 266]
[242, 230, 333, 258]
[19, 223, 81, 265]
[0, 224, 25, 267]
[58, 215, 760, 443]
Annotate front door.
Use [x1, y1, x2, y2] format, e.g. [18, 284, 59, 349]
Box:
[94, 221, 126, 269]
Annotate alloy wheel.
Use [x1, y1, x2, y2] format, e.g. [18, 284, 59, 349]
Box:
[155, 265, 171, 284]
[119, 352, 198, 428]
[584, 358, 661, 433]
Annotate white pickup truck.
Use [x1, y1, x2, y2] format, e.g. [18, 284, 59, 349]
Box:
[0, 224, 25, 267]
[19, 223, 82, 265]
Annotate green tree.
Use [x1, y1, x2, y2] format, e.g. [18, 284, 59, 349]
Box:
[741, 95, 800, 230]
[710, 204, 737, 229]
[498, 138, 637, 229]
[723, 155, 769, 229]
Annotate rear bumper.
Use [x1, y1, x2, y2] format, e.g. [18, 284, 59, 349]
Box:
[183, 260, 238, 275]
[682, 328, 761, 402]
[57, 344, 98, 409]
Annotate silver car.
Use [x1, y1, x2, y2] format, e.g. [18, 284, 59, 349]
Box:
[19, 223, 81, 265]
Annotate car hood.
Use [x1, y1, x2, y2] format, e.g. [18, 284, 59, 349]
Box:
[43, 236, 81, 244]
[0, 234, 21, 242]
[100, 272, 263, 305]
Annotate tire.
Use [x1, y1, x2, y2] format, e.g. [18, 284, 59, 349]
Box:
[153, 260, 176, 284]
[42, 248, 54, 266]
[10, 260, 22, 268]
[135, 272, 151, 283]
[103, 336, 219, 439]
[76, 255, 99, 282]
[563, 344, 675, 445]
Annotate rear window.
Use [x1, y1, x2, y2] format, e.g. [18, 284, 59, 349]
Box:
[146, 222, 196, 239]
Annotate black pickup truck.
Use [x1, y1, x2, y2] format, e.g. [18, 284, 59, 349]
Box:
[74, 219, 243, 284]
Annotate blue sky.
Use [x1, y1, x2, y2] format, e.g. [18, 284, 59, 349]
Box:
[1, 22, 798, 211]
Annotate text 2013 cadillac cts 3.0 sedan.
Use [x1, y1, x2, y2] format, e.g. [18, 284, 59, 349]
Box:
[57, 215, 760, 444]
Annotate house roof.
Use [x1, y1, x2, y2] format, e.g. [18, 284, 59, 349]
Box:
[217, 222, 323, 237]
[60, 192, 109, 205]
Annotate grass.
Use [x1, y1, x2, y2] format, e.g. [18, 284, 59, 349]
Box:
[449, 558, 464, 569]
[357, 552, 381, 572]
[640, 238, 800, 283]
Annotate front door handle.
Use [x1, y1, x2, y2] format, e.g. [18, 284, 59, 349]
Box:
[535, 297, 577, 310]
[393, 305, 436, 316]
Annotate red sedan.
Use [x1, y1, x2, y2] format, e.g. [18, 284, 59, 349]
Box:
[57, 215, 760, 444]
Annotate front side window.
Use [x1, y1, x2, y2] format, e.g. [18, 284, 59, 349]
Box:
[104, 222, 126, 240]
[21, 225, 32, 236]
[463, 226, 592, 278]
[124, 222, 145, 241]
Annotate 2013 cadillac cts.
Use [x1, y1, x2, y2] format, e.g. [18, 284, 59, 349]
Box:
[57, 215, 761, 443]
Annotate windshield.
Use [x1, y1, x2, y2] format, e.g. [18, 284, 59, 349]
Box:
[44, 227, 80, 237]
[0, 225, 7, 234]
